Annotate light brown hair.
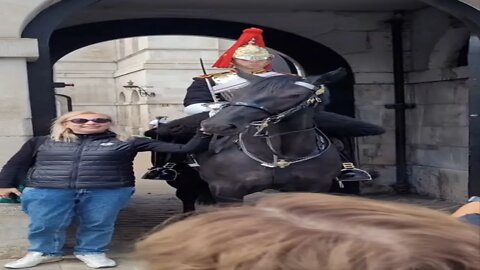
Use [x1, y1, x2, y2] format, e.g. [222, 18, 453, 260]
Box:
[136, 193, 480, 270]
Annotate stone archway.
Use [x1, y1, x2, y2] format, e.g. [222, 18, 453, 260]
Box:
[428, 26, 470, 69]
[23, 2, 355, 135]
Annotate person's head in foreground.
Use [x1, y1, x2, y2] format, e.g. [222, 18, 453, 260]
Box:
[135, 193, 480, 270]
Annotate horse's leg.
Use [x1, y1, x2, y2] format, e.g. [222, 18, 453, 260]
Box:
[196, 181, 216, 205]
[174, 187, 197, 213]
[329, 180, 360, 194]
[208, 182, 245, 204]
[168, 167, 205, 212]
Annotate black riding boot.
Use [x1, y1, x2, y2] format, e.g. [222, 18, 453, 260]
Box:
[329, 137, 373, 189]
[336, 162, 372, 188]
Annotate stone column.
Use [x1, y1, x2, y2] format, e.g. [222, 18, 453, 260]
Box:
[0, 0, 56, 258]
[0, 38, 38, 168]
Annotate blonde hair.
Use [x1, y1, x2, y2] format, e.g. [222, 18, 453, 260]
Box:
[136, 193, 480, 270]
[50, 111, 130, 142]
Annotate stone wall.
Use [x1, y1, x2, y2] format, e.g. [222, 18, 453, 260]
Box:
[403, 8, 470, 202]
[54, 41, 118, 116]
[54, 36, 228, 135]
[406, 68, 469, 201]
[335, 7, 471, 201]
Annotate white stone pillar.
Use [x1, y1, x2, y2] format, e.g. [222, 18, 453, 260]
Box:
[0, 0, 55, 166]
[0, 37, 39, 259]
[0, 38, 38, 167]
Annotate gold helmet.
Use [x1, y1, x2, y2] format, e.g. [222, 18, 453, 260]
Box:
[233, 42, 272, 61]
[213, 27, 272, 68]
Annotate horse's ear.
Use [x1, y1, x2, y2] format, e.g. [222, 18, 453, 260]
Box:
[236, 68, 263, 82]
[307, 67, 348, 85]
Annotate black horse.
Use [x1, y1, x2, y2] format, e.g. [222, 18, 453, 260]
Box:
[197, 70, 348, 202]
[146, 68, 384, 209]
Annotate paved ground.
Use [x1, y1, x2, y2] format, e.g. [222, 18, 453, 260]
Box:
[0, 153, 463, 269]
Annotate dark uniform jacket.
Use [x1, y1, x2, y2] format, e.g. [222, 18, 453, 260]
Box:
[0, 132, 209, 189]
[183, 77, 215, 106]
[184, 70, 283, 106]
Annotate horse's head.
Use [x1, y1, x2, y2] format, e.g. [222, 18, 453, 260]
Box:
[201, 68, 347, 136]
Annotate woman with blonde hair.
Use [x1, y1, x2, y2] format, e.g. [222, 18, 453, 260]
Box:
[136, 193, 480, 270]
[0, 111, 210, 269]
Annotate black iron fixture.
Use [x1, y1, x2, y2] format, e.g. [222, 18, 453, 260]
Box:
[123, 80, 156, 97]
[384, 12, 415, 194]
[54, 82, 74, 112]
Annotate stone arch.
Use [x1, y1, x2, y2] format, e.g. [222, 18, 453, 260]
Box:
[428, 25, 471, 69]
[131, 91, 140, 104]
[23, 6, 355, 135]
[117, 91, 129, 129]
[119, 91, 126, 104]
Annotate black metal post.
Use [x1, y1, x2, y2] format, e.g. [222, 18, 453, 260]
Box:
[385, 13, 414, 194]
[22, 0, 100, 135]
[55, 94, 73, 112]
[468, 35, 480, 197]
[26, 42, 56, 135]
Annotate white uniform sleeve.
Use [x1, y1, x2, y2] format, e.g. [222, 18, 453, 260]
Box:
[184, 103, 211, 115]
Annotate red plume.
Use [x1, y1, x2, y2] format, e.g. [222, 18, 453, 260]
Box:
[212, 27, 266, 68]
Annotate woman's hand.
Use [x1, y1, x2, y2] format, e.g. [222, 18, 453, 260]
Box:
[184, 130, 212, 152]
[0, 188, 21, 199]
[452, 202, 480, 218]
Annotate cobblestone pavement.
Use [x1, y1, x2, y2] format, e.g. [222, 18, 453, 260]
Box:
[0, 154, 463, 269]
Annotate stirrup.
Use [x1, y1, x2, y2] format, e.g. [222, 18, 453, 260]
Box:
[142, 162, 179, 181]
[185, 154, 200, 168]
[336, 163, 372, 188]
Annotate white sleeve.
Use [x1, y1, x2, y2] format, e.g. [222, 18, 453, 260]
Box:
[184, 103, 211, 115]
[149, 119, 159, 125]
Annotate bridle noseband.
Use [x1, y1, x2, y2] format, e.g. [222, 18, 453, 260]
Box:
[228, 101, 274, 115]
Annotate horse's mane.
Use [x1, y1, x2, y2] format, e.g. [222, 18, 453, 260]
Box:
[245, 74, 301, 94]
[239, 74, 331, 106]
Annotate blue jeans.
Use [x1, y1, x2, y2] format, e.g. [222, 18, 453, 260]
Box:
[21, 187, 134, 256]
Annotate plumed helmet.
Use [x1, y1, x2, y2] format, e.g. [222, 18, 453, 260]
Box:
[233, 43, 271, 61]
[212, 27, 272, 68]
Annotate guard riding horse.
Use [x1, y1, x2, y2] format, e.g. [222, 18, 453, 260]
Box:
[198, 69, 345, 202]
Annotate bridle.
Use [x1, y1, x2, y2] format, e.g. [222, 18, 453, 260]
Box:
[226, 80, 330, 168]
[227, 101, 274, 115]
[229, 80, 326, 136]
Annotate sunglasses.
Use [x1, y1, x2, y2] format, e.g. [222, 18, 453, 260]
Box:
[68, 118, 112, 124]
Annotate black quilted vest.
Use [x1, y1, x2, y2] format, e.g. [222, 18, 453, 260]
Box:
[26, 132, 136, 189]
